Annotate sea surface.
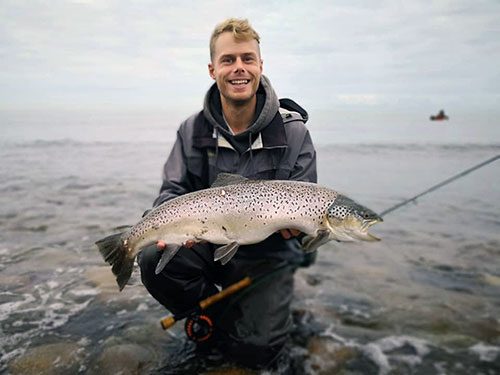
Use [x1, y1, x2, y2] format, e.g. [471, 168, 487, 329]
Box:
[1, 110, 499, 374]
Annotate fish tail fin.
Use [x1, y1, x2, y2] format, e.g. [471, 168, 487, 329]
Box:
[95, 232, 133, 291]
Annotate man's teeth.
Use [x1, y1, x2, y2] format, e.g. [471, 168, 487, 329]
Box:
[230, 80, 249, 84]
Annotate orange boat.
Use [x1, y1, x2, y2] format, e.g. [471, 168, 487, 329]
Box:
[430, 109, 449, 121]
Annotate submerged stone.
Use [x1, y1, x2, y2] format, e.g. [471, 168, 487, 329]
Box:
[90, 343, 154, 375]
[8, 342, 83, 375]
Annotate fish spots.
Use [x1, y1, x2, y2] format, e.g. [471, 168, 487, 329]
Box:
[328, 205, 350, 219]
[126, 179, 343, 249]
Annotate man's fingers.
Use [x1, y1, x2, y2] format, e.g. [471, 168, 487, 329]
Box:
[157, 239, 198, 250]
[184, 240, 196, 248]
[280, 229, 292, 239]
[279, 229, 302, 239]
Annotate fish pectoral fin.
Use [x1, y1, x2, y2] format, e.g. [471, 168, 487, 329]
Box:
[155, 244, 182, 274]
[214, 242, 239, 265]
[301, 229, 331, 253]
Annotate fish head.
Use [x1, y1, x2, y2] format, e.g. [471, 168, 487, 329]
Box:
[325, 194, 383, 242]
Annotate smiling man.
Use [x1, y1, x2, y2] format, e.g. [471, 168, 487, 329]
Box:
[138, 18, 317, 370]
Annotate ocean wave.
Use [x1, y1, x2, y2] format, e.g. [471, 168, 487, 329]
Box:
[0, 138, 174, 150]
[316, 142, 500, 153]
[1, 138, 499, 152]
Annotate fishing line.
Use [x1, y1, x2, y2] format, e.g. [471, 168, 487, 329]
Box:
[379, 154, 500, 217]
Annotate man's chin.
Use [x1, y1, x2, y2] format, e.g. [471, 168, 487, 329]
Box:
[224, 93, 254, 106]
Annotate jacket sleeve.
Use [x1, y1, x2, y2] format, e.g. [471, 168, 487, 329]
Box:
[281, 115, 317, 184]
[288, 129, 317, 183]
[152, 129, 194, 207]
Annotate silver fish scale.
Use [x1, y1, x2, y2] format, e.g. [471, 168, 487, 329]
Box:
[127, 180, 339, 244]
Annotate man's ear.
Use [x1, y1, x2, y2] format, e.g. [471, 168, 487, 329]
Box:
[208, 63, 215, 80]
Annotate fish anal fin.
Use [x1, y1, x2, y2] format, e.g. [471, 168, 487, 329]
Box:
[214, 242, 239, 265]
[155, 244, 182, 274]
[211, 173, 249, 188]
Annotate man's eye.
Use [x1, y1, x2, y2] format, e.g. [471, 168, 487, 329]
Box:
[221, 57, 232, 64]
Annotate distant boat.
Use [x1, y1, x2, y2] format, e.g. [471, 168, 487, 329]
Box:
[430, 109, 449, 121]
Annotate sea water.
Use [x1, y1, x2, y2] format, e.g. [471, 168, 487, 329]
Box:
[1, 109, 499, 374]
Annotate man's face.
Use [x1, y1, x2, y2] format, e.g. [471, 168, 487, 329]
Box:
[208, 32, 263, 106]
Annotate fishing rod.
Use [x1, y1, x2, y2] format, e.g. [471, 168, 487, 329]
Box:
[379, 153, 500, 217]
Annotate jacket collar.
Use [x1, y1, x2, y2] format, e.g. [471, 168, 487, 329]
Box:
[193, 110, 287, 150]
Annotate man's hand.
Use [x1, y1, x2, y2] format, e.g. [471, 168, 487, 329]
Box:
[279, 229, 301, 240]
[156, 239, 196, 250]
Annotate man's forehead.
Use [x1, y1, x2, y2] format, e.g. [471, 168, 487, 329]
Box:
[213, 33, 260, 57]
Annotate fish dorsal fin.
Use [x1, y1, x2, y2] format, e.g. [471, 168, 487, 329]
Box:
[211, 173, 249, 188]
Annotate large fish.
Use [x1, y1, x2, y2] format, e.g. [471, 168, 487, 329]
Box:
[96, 174, 382, 290]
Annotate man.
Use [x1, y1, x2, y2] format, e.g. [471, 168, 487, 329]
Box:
[139, 18, 317, 369]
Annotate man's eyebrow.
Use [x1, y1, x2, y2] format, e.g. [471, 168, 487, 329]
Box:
[218, 52, 258, 60]
[218, 53, 235, 60]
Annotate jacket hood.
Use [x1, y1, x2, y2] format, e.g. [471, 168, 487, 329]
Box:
[203, 75, 280, 139]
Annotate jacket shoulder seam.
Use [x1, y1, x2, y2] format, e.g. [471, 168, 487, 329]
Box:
[279, 108, 305, 124]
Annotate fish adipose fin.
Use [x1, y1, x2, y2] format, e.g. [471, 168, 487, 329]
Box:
[155, 244, 181, 274]
[214, 242, 239, 265]
[211, 173, 249, 188]
[301, 229, 331, 253]
[95, 232, 133, 291]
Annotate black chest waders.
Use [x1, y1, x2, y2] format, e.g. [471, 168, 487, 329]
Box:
[160, 263, 292, 342]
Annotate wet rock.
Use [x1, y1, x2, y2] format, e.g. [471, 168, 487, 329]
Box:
[121, 323, 174, 347]
[85, 266, 117, 292]
[8, 342, 83, 375]
[0, 273, 32, 289]
[202, 367, 256, 374]
[85, 266, 148, 304]
[90, 343, 154, 375]
[483, 272, 500, 286]
[291, 309, 326, 346]
[304, 273, 323, 286]
[306, 336, 359, 374]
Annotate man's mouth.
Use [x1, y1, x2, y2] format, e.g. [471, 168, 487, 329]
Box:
[229, 79, 250, 85]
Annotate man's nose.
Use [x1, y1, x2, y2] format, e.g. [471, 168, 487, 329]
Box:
[234, 57, 245, 72]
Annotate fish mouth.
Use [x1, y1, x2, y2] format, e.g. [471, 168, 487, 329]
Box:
[326, 216, 383, 242]
[358, 218, 383, 241]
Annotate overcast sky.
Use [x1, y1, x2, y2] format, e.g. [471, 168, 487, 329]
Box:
[1, 0, 499, 114]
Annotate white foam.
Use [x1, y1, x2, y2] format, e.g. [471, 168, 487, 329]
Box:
[376, 335, 430, 357]
[362, 343, 391, 375]
[70, 288, 99, 297]
[320, 323, 348, 344]
[78, 337, 91, 346]
[0, 248, 10, 255]
[469, 342, 500, 362]
[47, 281, 59, 289]
[0, 293, 36, 321]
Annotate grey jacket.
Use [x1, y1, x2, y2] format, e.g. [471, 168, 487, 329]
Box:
[152, 76, 317, 259]
[154, 75, 317, 206]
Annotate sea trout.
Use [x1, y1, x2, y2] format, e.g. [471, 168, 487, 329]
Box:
[96, 174, 382, 290]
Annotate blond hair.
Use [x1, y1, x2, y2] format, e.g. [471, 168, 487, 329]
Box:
[209, 18, 260, 61]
